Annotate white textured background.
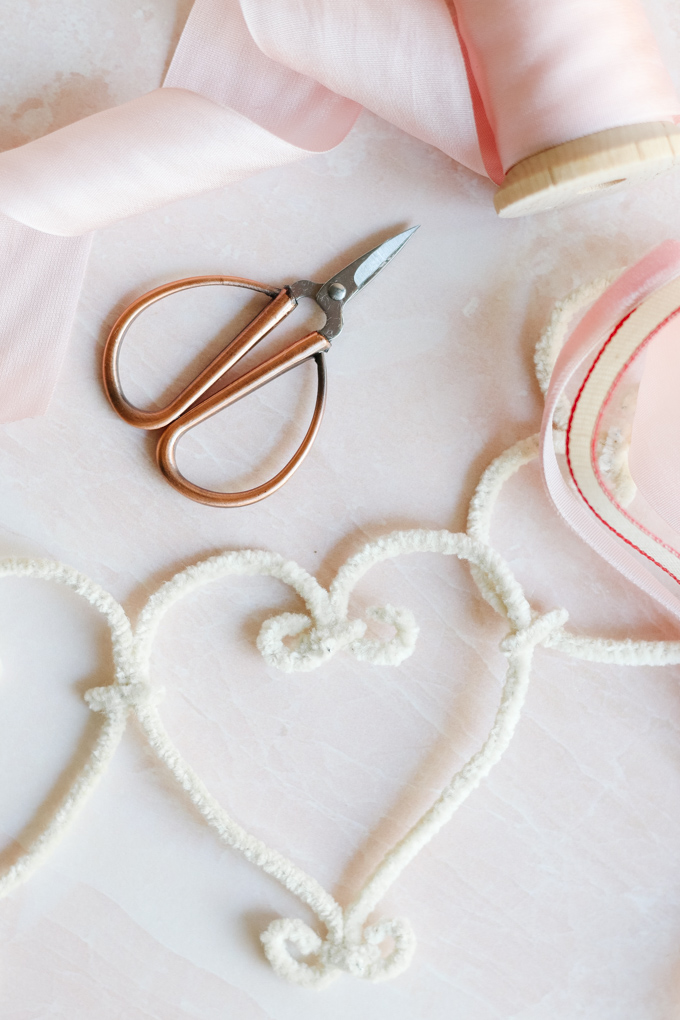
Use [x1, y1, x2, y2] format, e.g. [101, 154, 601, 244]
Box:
[1, 2, 680, 1017]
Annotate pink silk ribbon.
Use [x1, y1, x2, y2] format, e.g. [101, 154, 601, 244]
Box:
[0, 0, 679, 420]
[628, 305, 680, 541]
[540, 242, 680, 620]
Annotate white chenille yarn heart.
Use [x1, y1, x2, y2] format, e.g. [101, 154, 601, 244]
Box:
[112, 530, 569, 989]
[3, 288, 680, 987]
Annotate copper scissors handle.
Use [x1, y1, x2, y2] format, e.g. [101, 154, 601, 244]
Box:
[102, 227, 418, 507]
[103, 275, 329, 507]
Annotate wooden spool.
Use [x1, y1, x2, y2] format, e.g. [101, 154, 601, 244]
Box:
[494, 121, 680, 218]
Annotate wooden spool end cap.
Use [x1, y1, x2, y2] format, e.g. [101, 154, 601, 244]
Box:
[494, 121, 680, 218]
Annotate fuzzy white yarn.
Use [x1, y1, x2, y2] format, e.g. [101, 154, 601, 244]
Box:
[2, 282, 680, 988]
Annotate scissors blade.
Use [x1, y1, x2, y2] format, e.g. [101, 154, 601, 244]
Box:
[325, 226, 419, 303]
[315, 226, 419, 338]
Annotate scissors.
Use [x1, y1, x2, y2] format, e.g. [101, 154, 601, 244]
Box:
[102, 226, 418, 507]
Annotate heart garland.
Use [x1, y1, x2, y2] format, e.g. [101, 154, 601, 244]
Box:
[2, 285, 680, 988]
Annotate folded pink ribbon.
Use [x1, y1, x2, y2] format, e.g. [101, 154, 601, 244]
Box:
[541, 242, 680, 620]
[1, 0, 679, 421]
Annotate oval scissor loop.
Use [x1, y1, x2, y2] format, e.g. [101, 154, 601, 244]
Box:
[103, 274, 331, 507]
[102, 276, 288, 430]
[156, 349, 328, 507]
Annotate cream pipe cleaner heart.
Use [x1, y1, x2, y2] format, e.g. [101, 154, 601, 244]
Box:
[129, 535, 568, 989]
[5, 310, 680, 985]
[1, 0, 678, 420]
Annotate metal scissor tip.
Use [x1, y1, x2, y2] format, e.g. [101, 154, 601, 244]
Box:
[316, 226, 419, 339]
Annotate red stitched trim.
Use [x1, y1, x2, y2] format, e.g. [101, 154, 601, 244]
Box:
[591, 306, 680, 561]
[565, 306, 680, 587]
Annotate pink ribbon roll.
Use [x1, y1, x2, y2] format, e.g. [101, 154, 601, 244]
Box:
[1, 0, 679, 420]
[454, 0, 680, 178]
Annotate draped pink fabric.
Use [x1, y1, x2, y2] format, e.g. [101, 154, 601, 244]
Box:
[0, 0, 679, 420]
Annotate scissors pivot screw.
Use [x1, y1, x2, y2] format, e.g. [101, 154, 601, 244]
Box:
[328, 283, 347, 301]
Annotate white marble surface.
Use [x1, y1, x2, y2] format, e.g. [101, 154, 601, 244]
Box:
[2, 2, 680, 1017]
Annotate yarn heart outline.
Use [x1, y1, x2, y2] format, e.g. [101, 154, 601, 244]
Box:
[113, 532, 572, 988]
